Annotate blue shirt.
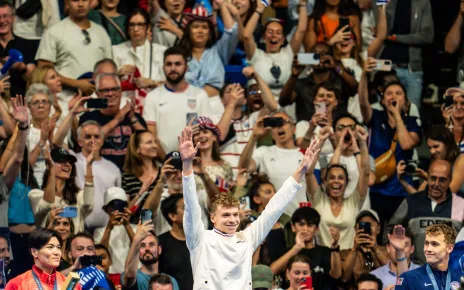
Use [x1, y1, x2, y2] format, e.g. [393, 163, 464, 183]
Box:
[371, 261, 419, 289]
[395, 264, 462, 290]
[368, 109, 421, 196]
[121, 269, 179, 290]
[8, 177, 34, 224]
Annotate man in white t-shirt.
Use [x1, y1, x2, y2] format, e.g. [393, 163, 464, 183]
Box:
[239, 111, 307, 216]
[73, 120, 121, 230]
[143, 46, 213, 154]
[35, 0, 112, 97]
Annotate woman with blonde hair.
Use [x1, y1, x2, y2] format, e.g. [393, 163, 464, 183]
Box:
[27, 64, 63, 123]
[122, 130, 160, 224]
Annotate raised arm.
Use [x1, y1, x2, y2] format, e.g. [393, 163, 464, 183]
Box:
[243, 0, 264, 59]
[242, 67, 278, 114]
[388, 225, 410, 278]
[238, 116, 269, 172]
[368, 5, 387, 57]
[355, 126, 370, 199]
[216, 84, 245, 142]
[179, 127, 205, 250]
[290, 0, 308, 53]
[388, 103, 420, 151]
[303, 18, 317, 52]
[245, 139, 320, 250]
[445, 5, 464, 54]
[359, 59, 375, 124]
[0, 94, 15, 137]
[42, 148, 56, 204]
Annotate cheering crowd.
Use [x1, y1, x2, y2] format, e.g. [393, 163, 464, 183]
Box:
[0, 0, 463, 289]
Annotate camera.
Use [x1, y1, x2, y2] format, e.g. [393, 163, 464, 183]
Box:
[404, 161, 418, 176]
[80, 255, 102, 267]
[263, 117, 284, 128]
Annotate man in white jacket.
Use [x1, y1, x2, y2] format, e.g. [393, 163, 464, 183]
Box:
[178, 127, 320, 290]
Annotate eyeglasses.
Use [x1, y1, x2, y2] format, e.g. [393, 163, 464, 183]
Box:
[82, 30, 91, 45]
[335, 124, 356, 131]
[248, 90, 262, 95]
[0, 14, 12, 20]
[128, 22, 147, 29]
[30, 100, 51, 107]
[98, 86, 121, 95]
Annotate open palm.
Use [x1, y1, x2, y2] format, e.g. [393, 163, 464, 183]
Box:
[12, 95, 28, 124]
[178, 127, 199, 161]
[301, 138, 320, 171]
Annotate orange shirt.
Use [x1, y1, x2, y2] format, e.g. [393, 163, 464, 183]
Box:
[316, 15, 344, 42]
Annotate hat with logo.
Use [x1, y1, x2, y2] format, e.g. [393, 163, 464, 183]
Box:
[355, 209, 380, 224]
[50, 148, 77, 164]
[252, 265, 273, 289]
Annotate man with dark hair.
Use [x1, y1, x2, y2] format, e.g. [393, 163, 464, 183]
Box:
[60, 231, 96, 275]
[270, 206, 342, 290]
[158, 194, 193, 290]
[149, 273, 173, 290]
[355, 273, 383, 290]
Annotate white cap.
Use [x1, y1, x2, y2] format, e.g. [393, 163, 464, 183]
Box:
[104, 187, 127, 206]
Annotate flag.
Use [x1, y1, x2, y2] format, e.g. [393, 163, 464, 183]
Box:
[77, 266, 110, 290]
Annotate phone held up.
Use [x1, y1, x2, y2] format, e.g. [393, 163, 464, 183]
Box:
[141, 209, 153, 224]
[263, 117, 284, 128]
[358, 222, 371, 235]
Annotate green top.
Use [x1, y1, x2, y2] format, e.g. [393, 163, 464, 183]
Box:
[88, 10, 127, 45]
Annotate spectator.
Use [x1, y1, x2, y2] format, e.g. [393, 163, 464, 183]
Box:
[35, 0, 112, 97]
[355, 273, 383, 290]
[46, 214, 75, 269]
[306, 125, 370, 249]
[143, 47, 213, 154]
[0, 236, 10, 286]
[243, 0, 307, 97]
[4, 229, 66, 290]
[395, 224, 461, 289]
[113, 8, 167, 114]
[445, 2, 464, 86]
[122, 221, 179, 290]
[239, 111, 309, 216]
[158, 194, 193, 290]
[216, 66, 278, 178]
[358, 58, 421, 230]
[88, 0, 127, 45]
[279, 42, 358, 123]
[270, 206, 342, 290]
[149, 274, 174, 290]
[387, 159, 464, 264]
[150, 0, 186, 47]
[79, 73, 147, 170]
[304, 0, 362, 50]
[371, 226, 419, 289]
[60, 232, 97, 275]
[95, 244, 121, 290]
[179, 126, 319, 289]
[377, 0, 433, 108]
[285, 255, 313, 290]
[177, 1, 239, 97]
[28, 147, 95, 233]
[251, 265, 276, 290]
[341, 210, 388, 285]
[441, 87, 464, 153]
[193, 116, 233, 191]
[122, 130, 160, 224]
[26, 64, 63, 123]
[94, 187, 134, 274]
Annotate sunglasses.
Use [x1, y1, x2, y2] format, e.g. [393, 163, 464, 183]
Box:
[82, 30, 91, 45]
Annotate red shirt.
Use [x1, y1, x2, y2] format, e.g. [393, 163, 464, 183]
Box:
[5, 265, 68, 290]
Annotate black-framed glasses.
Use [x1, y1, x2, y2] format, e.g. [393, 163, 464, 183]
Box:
[248, 90, 262, 95]
[128, 22, 147, 29]
[98, 86, 121, 95]
[82, 30, 91, 45]
[335, 124, 356, 131]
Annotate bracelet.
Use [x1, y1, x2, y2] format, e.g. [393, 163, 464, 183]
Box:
[353, 151, 361, 156]
[396, 256, 406, 262]
[18, 124, 29, 131]
[85, 181, 94, 187]
[255, 10, 263, 15]
[330, 245, 340, 252]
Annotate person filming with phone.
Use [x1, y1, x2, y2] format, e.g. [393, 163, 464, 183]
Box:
[179, 126, 320, 289]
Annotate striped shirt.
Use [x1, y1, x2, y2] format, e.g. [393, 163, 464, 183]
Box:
[122, 172, 160, 224]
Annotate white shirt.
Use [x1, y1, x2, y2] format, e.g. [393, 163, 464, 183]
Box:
[72, 152, 121, 229]
[252, 145, 307, 216]
[183, 173, 302, 290]
[220, 111, 260, 179]
[143, 84, 213, 153]
[35, 17, 112, 79]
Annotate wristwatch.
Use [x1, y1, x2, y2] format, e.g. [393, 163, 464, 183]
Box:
[330, 245, 340, 252]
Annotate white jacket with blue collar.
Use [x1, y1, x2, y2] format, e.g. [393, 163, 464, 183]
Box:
[182, 172, 302, 290]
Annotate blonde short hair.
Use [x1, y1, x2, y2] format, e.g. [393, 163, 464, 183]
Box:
[426, 224, 457, 245]
[210, 193, 240, 213]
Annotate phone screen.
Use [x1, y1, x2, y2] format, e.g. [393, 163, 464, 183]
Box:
[141, 209, 153, 224]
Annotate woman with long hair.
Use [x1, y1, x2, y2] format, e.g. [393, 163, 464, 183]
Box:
[286, 255, 313, 290]
[28, 147, 95, 233]
[193, 116, 233, 191]
[88, 0, 127, 45]
[177, 0, 239, 97]
[122, 130, 160, 223]
[46, 211, 75, 268]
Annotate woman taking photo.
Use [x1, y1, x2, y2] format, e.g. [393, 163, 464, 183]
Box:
[306, 125, 369, 250]
[122, 130, 160, 224]
[150, 0, 187, 47]
[29, 147, 95, 233]
[442, 87, 464, 153]
[243, 0, 307, 96]
[88, 0, 127, 45]
[177, 0, 239, 96]
[286, 255, 314, 290]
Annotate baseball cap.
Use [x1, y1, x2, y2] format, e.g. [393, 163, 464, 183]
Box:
[51, 148, 77, 164]
[104, 187, 127, 206]
[252, 265, 273, 289]
[164, 151, 182, 170]
[356, 209, 380, 224]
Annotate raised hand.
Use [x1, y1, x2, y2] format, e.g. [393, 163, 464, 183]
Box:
[134, 220, 155, 242]
[43, 145, 54, 168]
[236, 169, 249, 187]
[355, 125, 368, 141]
[388, 225, 407, 252]
[253, 116, 271, 138]
[178, 127, 200, 162]
[301, 138, 320, 172]
[328, 25, 351, 45]
[329, 226, 340, 247]
[86, 146, 99, 165]
[11, 94, 28, 124]
[242, 66, 256, 79]
[228, 83, 245, 107]
[70, 91, 91, 115]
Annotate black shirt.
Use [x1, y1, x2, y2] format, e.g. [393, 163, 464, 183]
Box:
[381, 0, 411, 64]
[158, 231, 193, 290]
[79, 110, 146, 170]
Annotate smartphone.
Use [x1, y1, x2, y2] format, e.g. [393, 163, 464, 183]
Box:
[338, 17, 350, 31]
[112, 200, 127, 213]
[299, 202, 312, 208]
[186, 112, 198, 126]
[240, 197, 251, 210]
[298, 53, 320, 65]
[169, 157, 182, 170]
[301, 277, 313, 289]
[444, 95, 454, 108]
[315, 102, 327, 114]
[80, 255, 103, 268]
[58, 206, 78, 218]
[404, 161, 418, 176]
[263, 117, 284, 128]
[86, 98, 108, 109]
[141, 209, 153, 224]
[373, 59, 392, 72]
[359, 222, 371, 235]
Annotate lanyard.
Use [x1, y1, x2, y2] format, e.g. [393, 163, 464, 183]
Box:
[426, 264, 451, 290]
[32, 270, 57, 290]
